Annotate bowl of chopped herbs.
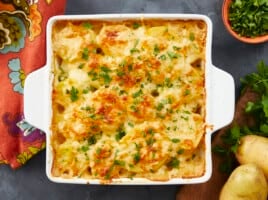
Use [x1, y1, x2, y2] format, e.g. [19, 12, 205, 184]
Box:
[222, 0, 268, 43]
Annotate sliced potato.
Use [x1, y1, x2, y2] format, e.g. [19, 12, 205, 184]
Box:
[147, 26, 167, 36]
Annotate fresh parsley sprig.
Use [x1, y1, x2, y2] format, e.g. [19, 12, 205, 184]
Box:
[241, 60, 268, 93]
[213, 61, 268, 173]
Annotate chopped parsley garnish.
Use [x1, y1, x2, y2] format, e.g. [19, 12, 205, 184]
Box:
[177, 149, 184, 154]
[114, 160, 125, 166]
[78, 63, 85, 69]
[180, 115, 189, 121]
[184, 89, 190, 96]
[189, 32, 195, 41]
[70, 86, 79, 102]
[228, 0, 268, 37]
[133, 152, 141, 163]
[89, 114, 96, 119]
[130, 48, 140, 54]
[128, 122, 134, 127]
[80, 106, 92, 111]
[173, 46, 181, 51]
[96, 147, 102, 155]
[117, 70, 125, 77]
[133, 22, 141, 29]
[100, 72, 112, 85]
[130, 105, 138, 112]
[88, 135, 97, 145]
[100, 66, 111, 73]
[164, 78, 173, 88]
[147, 128, 154, 135]
[119, 90, 126, 95]
[130, 39, 140, 54]
[132, 89, 143, 98]
[82, 22, 93, 29]
[146, 137, 155, 146]
[97, 66, 112, 85]
[128, 64, 133, 71]
[171, 138, 180, 143]
[161, 98, 172, 104]
[167, 51, 179, 59]
[82, 87, 90, 94]
[153, 44, 160, 56]
[167, 157, 180, 168]
[82, 47, 89, 60]
[81, 145, 89, 152]
[88, 70, 98, 81]
[159, 54, 167, 61]
[115, 129, 126, 141]
[156, 102, 164, 111]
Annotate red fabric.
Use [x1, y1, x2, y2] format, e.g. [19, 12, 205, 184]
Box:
[0, 0, 66, 169]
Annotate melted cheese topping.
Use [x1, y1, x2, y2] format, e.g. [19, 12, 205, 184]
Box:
[51, 19, 207, 182]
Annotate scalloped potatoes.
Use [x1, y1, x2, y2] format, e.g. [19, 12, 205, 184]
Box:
[50, 19, 207, 181]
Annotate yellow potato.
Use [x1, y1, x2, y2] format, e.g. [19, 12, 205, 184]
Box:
[219, 163, 268, 200]
[236, 135, 268, 179]
[147, 26, 167, 36]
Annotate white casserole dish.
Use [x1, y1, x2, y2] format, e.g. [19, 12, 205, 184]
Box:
[24, 14, 235, 185]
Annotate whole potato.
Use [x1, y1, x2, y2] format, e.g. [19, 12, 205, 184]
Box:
[219, 163, 268, 200]
[236, 135, 268, 179]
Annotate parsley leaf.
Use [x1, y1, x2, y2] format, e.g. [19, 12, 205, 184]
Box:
[158, 54, 167, 61]
[229, 0, 268, 37]
[167, 157, 180, 168]
[189, 32, 195, 41]
[171, 138, 180, 143]
[82, 22, 93, 29]
[82, 48, 89, 60]
[133, 152, 140, 163]
[81, 145, 89, 152]
[156, 102, 164, 111]
[70, 86, 79, 102]
[100, 73, 112, 85]
[153, 44, 160, 56]
[167, 51, 179, 59]
[133, 22, 141, 29]
[115, 129, 126, 141]
[132, 89, 143, 98]
[241, 61, 268, 94]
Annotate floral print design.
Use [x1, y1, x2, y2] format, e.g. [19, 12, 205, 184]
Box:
[16, 142, 45, 165]
[0, 0, 44, 52]
[0, 0, 63, 168]
[2, 112, 45, 143]
[16, 119, 36, 136]
[1, 0, 31, 14]
[8, 58, 25, 94]
[28, 3, 42, 41]
[0, 11, 30, 53]
[0, 22, 11, 49]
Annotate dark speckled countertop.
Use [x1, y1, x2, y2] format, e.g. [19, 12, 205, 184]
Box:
[1, 0, 268, 199]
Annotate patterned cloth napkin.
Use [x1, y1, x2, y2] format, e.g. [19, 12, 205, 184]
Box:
[0, 0, 66, 169]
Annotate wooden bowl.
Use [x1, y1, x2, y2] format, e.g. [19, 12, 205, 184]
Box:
[222, 0, 268, 44]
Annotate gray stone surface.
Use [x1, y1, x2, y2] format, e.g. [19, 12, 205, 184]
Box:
[1, 0, 268, 199]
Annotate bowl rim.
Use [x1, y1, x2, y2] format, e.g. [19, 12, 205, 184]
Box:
[222, 0, 268, 44]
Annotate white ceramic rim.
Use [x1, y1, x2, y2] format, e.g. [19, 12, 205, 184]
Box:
[24, 14, 235, 185]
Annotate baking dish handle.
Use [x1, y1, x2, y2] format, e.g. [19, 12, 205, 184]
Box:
[210, 66, 235, 132]
[24, 66, 49, 132]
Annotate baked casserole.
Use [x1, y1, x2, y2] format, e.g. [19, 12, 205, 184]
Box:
[50, 18, 208, 182]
